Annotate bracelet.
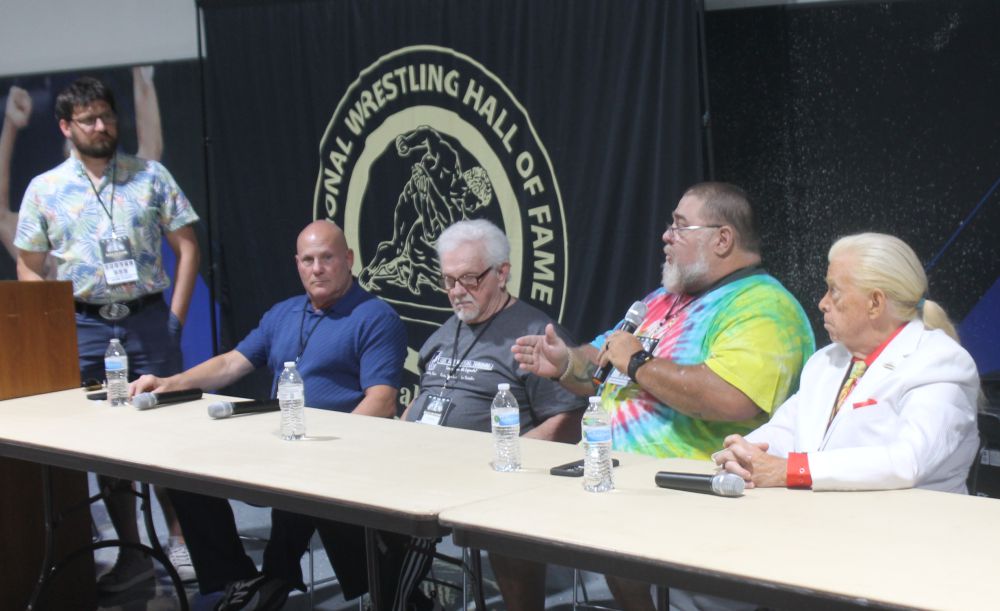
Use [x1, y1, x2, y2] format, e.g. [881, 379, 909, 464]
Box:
[554, 350, 575, 382]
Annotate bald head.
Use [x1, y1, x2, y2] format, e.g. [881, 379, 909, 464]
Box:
[298, 220, 348, 254]
[296, 220, 354, 310]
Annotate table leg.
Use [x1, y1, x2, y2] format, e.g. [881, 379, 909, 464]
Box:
[469, 548, 487, 611]
[365, 527, 384, 610]
[26, 466, 57, 610]
[655, 585, 668, 610]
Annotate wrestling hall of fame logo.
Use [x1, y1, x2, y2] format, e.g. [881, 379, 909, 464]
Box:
[313, 45, 568, 402]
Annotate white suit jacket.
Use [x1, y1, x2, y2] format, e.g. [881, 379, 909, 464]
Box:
[746, 320, 980, 493]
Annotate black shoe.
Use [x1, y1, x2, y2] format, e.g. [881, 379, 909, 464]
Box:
[215, 575, 291, 611]
[96, 554, 155, 594]
[408, 589, 436, 611]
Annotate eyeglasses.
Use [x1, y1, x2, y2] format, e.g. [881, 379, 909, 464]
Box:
[439, 267, 493, 290]
[665, 224, 722, 239]
[72, 111, 118, 131]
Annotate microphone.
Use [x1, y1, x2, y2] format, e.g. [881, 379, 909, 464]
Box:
[592, 301, 648, 385]
[208, 399, 281, 419]
[654, 471, 745, 497]
[132, 388, 204, 410]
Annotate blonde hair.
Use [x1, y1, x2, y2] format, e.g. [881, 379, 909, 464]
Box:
[829, 233, 958, 342]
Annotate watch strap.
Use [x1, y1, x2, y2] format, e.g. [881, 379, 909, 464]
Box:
[627, 349, 654, 380]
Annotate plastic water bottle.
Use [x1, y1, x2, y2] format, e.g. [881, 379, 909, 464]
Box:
[277, 361, 305, 440]
[582, 396, 614, 492]
[491, 383, 521, 471]
[104, 339, 129, 407]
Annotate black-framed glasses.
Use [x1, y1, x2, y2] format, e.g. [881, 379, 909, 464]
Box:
[439, 267, 493, 290]
[665, 224, 722, 239]
[72, 111, 118, 131]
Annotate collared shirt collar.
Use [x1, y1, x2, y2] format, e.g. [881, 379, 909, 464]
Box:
[861, 322, 908, 368]
[306, 279, 364, 316]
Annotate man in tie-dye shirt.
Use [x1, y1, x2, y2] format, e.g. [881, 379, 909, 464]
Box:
[513, 181, 813, 610]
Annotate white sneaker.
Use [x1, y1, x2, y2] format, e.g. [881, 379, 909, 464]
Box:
[167, 543, 197, 583]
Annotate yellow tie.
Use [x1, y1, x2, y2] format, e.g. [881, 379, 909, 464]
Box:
[827, 359, 867, 430]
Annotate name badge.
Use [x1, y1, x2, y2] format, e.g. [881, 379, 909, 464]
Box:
[100, 235, 139, 285]
[418, 394, 453, 426]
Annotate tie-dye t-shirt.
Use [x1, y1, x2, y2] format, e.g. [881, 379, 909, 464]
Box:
[14, 153, 198, 303]
[591, 272, 814, 459]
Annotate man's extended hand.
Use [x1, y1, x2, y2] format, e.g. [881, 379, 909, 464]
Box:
[512, 323, 568, 379]
[713, 434, 786, 488]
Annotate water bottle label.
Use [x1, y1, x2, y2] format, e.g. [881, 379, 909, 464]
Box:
[277, 386, 304, 401]
[493, 412, 520, 427]
[584, 426, 611, 443]
[104, 357, 127, 371]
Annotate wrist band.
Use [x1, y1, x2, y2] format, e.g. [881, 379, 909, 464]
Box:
[555, 350, 575, 382]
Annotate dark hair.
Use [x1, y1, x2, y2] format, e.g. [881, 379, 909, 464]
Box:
[54, 77, 117, 122]
[684, 181, 761, 255]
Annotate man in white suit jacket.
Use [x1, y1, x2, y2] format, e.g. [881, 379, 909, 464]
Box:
[714, 232, 980, 492]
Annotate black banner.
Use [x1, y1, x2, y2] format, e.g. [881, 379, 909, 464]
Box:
[200, 0, 703, 400]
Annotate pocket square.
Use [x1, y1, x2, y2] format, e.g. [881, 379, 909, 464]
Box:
[853, 398, 877, 409]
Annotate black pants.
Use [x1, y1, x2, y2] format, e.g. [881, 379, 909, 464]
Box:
[169, 488, 406, 600]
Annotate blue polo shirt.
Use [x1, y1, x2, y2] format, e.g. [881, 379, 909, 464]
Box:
[235, 280, 406, 412]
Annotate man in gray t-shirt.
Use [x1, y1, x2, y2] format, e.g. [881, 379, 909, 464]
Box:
[397, 219, 584, 611]
[405, 298, 582, 432]
[402, 220, 584, 439]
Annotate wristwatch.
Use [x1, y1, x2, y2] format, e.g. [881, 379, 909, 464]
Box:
[627, 349, 655, 381]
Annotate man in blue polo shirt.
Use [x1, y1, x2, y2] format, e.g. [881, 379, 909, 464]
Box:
[131, 219, 406, 610]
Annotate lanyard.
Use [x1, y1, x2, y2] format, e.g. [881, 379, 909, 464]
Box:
[84, 156, 118, 235]
[297, 298, 328, 364]
[442, 293, 511, 390]
[662, 294, 694, 324]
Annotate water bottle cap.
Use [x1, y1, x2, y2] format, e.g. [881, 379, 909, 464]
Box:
[588, 395, 601, 404]
[497, 383, 510, 391]
[110, 338, 121, 344]
[283, 361, 295, 368]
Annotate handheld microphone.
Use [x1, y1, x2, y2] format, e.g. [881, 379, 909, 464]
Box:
[208, 399, 281, 419]
[592, 301, 648, 385]
[132, 388, 204, 411]
[654, 471, 745, 497]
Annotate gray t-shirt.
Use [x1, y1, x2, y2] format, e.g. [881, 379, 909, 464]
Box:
[406, 299, 585, 433]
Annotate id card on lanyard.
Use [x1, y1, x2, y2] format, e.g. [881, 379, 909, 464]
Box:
[100, 233, 139, 285]
[87, 157, 139, 286]
[418, 394, 454, 426]
[417, 294, 511, 426]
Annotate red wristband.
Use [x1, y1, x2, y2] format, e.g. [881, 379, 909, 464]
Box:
[786, 452, 812, 488]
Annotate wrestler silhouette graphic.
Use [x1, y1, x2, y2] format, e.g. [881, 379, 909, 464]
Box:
[359, 125, 493, 295]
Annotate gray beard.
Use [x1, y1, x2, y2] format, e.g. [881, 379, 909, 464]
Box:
[452, 302, 480, 323]
[661, 253, 709, 294]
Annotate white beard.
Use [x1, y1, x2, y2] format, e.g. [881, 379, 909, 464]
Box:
[662, 250, 709, 294]
[452, 299, 480, 322]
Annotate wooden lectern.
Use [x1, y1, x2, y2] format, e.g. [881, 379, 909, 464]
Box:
[0, 281, 96, 609]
